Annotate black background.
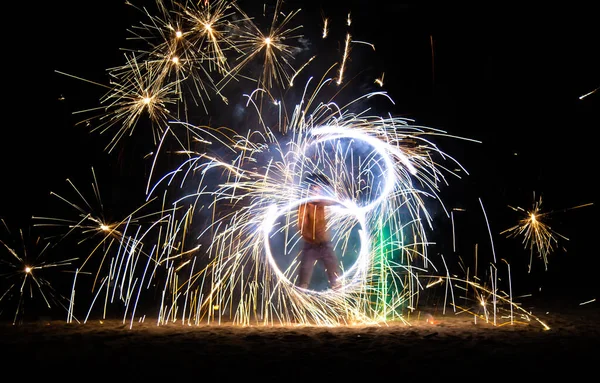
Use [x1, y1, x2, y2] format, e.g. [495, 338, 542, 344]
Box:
[1, 2, 598, 307]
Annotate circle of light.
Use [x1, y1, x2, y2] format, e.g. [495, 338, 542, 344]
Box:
[262, 197, 370, 294]
[262, 124, 417, 294]
[308, 125, 417, 214]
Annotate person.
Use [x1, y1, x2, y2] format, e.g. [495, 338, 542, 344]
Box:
[296, 174, 341, 290]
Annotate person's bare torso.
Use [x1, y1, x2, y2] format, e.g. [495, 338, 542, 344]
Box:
[298, 202, 330, 244]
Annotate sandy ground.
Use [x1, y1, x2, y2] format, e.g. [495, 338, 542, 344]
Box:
[2, 300, 598, 379]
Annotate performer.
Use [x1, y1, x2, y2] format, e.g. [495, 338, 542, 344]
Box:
[297, 174, 341, 290]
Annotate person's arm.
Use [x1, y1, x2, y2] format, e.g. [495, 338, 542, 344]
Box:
[311, 185, 342, 206]
[311, 199, 338, 206]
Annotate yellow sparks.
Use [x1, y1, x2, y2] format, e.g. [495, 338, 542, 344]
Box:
[289, 55, 315, 87]
[216, 2, 304, 94]
[337, 33, 351, 85]
[501, 193, 578, 272]
[0, 222, 77, 324]
[180, 0, 243, 73]
[375, 72, 384, 87]
[579, 86, 598, 99]
[426, 277, 443, 288]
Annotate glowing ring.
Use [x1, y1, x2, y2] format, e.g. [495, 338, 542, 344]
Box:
[262, 125, 416, 294]
[307, 125, 417, 214]
[262, 197, 370, 293]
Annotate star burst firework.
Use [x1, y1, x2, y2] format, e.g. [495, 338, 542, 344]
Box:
[0, 220, 77, 324]
[4, 0, 557, 330]
[501, 192, 593, 272]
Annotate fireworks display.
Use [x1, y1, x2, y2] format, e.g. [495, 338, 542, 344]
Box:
[1, 1, 596, 329]
[501, 193, 594, 273]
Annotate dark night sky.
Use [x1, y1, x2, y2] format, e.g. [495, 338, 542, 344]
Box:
[2, 2, 598, 297]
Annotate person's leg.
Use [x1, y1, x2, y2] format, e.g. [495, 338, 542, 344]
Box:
[321, 244, 341, 289]
[298, 243, 318, 289]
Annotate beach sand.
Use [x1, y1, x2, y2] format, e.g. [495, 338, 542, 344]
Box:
[2, 299, 597, 379]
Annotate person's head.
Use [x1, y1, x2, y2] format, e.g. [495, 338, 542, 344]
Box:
[309, 182, 323, 195]
[304, 172, 330, 195]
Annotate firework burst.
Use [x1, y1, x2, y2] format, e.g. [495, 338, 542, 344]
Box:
[123, 1, 222, 114]
[501, 192, 593, 272]
[0, 220, 77, 324]
[218, 1, 304, 95]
